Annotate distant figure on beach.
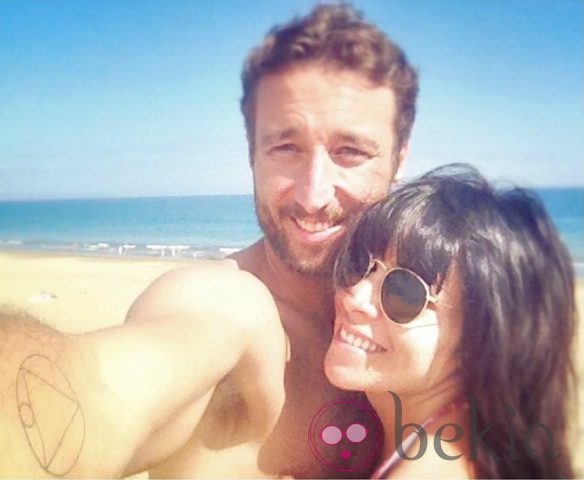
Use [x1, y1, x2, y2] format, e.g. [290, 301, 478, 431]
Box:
[0, 4, 419, 477]
[325, 166, 575, 478]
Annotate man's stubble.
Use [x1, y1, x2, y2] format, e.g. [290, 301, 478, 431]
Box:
[253, 185, 374, 278]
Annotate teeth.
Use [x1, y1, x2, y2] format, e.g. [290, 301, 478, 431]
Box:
[338, 327, 383, 353]
[296, 219, 335, 233]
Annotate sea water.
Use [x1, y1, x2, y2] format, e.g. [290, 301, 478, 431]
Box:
[0, 189, 582, 273]
[0, 195, 261, 259]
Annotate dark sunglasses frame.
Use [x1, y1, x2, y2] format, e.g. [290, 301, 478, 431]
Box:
[339, 246, 438, 325]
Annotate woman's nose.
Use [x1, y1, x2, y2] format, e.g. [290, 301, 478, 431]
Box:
[335, 280, 380, 324]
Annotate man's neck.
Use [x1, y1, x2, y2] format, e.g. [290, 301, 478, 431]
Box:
[262, 240, 335, 320]
[231, 238, 335, 322]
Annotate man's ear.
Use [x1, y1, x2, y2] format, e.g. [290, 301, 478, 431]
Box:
[393, 141, 410, 181]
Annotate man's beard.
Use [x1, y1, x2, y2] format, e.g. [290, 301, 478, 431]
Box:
[253, 189, 363, 278]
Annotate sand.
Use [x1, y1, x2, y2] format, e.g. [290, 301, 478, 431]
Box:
[0, 251, 184, 333]
[1, 251, 584, 475]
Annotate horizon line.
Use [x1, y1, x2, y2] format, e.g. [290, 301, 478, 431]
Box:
[1, 185, 584, 203]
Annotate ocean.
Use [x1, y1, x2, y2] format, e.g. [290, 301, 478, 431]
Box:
[0, 189, 583, 274]
[0, 195, 261, 259]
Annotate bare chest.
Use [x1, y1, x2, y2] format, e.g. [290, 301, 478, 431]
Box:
[256, 308, 382, 477]
[152, 306, 382, 478]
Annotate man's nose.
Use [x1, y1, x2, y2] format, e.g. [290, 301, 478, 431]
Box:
[336, 280, 379, 324]
[293, 146, 336, 214]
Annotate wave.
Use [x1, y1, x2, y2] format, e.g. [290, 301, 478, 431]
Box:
[0, 240, 242, 260]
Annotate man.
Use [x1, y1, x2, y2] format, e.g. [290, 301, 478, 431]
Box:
[0, 4, 417, 478]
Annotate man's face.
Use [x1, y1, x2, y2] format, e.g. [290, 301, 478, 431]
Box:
[252, 64, 406, 276]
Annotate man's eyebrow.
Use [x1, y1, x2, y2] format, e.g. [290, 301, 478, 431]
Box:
[335, 132, 381, 151]
[259, 128, 298, 145]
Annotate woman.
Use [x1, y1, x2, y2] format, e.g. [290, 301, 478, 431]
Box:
[324, 165, 576, 478]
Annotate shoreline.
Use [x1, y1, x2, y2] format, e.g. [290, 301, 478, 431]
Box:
[0, 242, 244, 261]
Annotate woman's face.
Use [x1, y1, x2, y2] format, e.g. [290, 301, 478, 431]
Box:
[324, 255, 464, 397]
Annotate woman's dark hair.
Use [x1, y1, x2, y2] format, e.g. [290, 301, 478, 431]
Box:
[334, 164, 576, 478]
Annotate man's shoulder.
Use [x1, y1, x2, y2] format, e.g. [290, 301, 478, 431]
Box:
[126, 257, 277, 325]
[227, 239, 265, 277]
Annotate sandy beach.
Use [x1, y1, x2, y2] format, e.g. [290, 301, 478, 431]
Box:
[1, 251, 583, 475]
[0, 251, 186, 333]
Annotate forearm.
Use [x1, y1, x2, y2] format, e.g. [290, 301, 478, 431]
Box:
[0, 310, 141, 477]
[1, 312, 90, 476]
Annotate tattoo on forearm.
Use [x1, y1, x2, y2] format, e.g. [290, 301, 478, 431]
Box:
[16, 354, 85, 477]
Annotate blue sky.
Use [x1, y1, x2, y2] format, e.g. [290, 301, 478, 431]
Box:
[0, 0, 582, 200]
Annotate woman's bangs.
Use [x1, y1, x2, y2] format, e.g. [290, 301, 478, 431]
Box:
[390, 196, 459, 290]
[334, 186, 460, 291]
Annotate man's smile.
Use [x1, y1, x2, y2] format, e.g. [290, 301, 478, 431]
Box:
[290, 217, 345, 244]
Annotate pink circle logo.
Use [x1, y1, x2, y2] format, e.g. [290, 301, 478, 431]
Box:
[308, 398, 383, 473]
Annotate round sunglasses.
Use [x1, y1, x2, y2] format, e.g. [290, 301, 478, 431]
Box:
[335, 244, 438, 325]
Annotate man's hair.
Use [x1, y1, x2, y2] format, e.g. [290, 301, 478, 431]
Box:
[241, 3, 418, 156]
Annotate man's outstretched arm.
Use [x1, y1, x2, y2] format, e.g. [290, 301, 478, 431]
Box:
[0, 262, 286, 478]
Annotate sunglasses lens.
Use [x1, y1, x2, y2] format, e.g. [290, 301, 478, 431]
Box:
[381, 269, 427, 324]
